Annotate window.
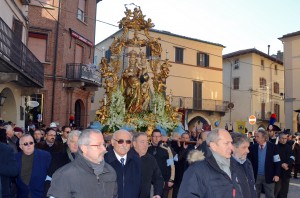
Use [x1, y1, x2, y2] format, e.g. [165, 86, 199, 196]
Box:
[274, 104, 280, 122]
[197, 52, 209, 67]
[146, 46, 152, 58]
[233, 59, 239, 69]
[77, 0, 86, 22]
[261, 59, 265, 70]
[259, 77, 267, 89]
[75, 44, 83, 63]
[12, 18, 23, 40]
[273, 82, 279, 94]
[193, 81, 202, 109]
[175, 47, 184, 63]
[233, 77, 239, 90]
[274, 65, 278, 75]
[105, 49, 111, 63]
[28, 32, 48, 62]
[94, 55, 98, 65]
[30, 0, 53, 7]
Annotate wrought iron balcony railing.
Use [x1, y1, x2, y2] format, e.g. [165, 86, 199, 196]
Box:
[172, 96, 229, 112]
[66, 63, 101, 86]
[0, 18, 44, 87]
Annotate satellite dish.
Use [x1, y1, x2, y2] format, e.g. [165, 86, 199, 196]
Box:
[27, 101, 39, 108]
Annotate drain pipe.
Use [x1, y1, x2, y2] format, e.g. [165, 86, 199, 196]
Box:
[51, 0, 61, 122]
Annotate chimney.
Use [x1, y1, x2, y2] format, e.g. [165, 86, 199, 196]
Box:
[268, 45, 270, 55]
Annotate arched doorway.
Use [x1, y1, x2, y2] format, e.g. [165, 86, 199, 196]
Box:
[0, 88, 17, 123]
[188, 116, 210, 131]
[75, 99, 85, 128]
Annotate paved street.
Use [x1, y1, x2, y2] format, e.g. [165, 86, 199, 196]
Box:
[261, 177, 300, 198]
[287, 177, 300, 197]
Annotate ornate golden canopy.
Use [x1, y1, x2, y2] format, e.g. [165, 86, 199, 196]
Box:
[96, 6, 181, 133]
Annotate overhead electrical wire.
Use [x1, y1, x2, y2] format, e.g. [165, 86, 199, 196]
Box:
[32, 0, 293, 99]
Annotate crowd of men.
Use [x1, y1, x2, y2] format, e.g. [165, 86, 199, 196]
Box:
[0, 119, 300, 198]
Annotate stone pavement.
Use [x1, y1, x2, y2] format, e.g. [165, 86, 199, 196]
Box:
[261, 177, 300, 198]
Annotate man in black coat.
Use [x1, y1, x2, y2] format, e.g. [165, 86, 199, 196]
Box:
[178, 129, 243, 198]
[274, 132, 294, 198]
[105, 129, 141, 198]
[133, 132, 164, 198]
[35, 128, 64, 156]
[148, 129, 175, 198]
[231, 132, 257, 198]
[0, 142, 18, 198]
[248, 128, 281, 198]
[171, 132, 194, 198]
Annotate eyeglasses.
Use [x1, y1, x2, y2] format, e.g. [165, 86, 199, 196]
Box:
[22, 142, 34, 146]
[88, 144, 106, 149]
[113, 138, 132, 144]
[64, 131, 71, 134]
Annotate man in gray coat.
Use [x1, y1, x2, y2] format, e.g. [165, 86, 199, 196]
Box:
[48, 129, 117, 197]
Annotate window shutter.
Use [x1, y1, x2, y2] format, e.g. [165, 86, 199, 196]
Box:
[13, 19, 23, 40]
[205, 54, 209, 67]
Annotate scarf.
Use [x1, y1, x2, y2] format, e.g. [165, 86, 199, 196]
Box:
[212, 150, 231, 178]
[78, 151, 105, 176]
[66, 147, 76, 161]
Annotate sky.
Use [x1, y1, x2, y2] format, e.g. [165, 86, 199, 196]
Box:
[95, 0, 300, 55]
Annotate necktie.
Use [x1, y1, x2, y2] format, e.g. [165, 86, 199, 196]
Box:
[120, 157, 125, 198]
[120, 158, 125, 167]
[260, 145, 264, 150]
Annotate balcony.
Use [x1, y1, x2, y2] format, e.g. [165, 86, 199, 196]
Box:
[66, 63, 101, 87]
[256, 111, 271, 121]
[0, 18, 44, 87]
[172, 96, 229, 113]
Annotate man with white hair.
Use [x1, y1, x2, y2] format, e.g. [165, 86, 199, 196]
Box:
[45, 130, 82, 193]
[15, 134, 51, 197]
[105, 129, 141, 198]
[248, 128, 281, 198]
[48, 129, 117, 197]
[5, 125, 18, 153]
[178, 128, 243, 198]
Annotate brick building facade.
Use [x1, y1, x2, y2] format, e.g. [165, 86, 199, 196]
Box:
[27, 0, 101, 128]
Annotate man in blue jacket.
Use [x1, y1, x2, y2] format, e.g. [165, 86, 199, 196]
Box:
[0, 141, 18, 198]
[248, 128, 281, 198]
[105, 129, 141, 198]
[15, 134, 51, 198]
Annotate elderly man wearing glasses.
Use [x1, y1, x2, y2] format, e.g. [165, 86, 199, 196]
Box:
[105, 129, 141, 198]
[48, 129, 117, 197]
[15, 134, 51, 197]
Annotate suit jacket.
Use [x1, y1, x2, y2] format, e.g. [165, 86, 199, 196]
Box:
[15, 149, 51, 198]
[105, 147, 141, 198]
[247, 142, 281, 183]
